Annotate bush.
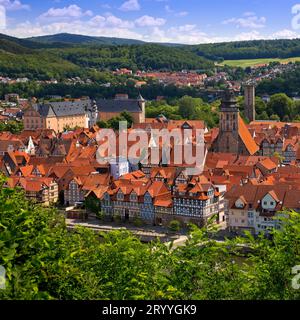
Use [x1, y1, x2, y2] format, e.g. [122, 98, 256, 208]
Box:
[96, 211, 105, 221]
[113, 213, 122, 223]
[169, 220, 181, 232]
[133, 217, 143, 227]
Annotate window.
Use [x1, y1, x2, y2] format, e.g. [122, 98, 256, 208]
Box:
[270, 201, 274, 206]
[117, 192, 124, 201]
[130, 193, 137, 202]
[264, 201, 267, 205]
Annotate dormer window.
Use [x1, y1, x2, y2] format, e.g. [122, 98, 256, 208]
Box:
[117, 191, 124, 201]
[235, 198, 246, 209]
[261, 192, 278, 210]
[130, 193, 137, 202]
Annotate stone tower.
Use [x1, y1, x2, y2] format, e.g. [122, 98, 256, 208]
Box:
[217, 90, 240, 154]
[244, 84, 255, 122]
[137, 93, 146, 123]
[87, 100, 98, 127]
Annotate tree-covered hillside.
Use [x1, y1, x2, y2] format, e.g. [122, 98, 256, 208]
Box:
[53, 44, 214, 71]
[190, 39, 300, 61]
[0, 33, 214, 79]
[4, 32, 300, 79]
[28, 32, 145, 46]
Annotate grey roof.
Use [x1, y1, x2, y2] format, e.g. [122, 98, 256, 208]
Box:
[33, 100, 92, 118]
[96, 99, 143, 113]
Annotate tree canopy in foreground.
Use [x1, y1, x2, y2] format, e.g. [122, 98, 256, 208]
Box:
[0, 176, 299, 300]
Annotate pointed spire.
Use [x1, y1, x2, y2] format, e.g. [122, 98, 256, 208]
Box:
[26, 136, 35, 155]
[137, 93, 145, 101]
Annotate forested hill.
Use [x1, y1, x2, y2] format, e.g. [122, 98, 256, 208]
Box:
[0, 33, 214, 79]
[3, 32, 300, 80]
[189, 38, 300, 61]
[27, 33, 145, 46]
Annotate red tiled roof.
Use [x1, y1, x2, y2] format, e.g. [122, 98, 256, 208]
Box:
[238, 115, 259, 155]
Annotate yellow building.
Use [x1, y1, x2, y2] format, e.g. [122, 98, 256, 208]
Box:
[23, 100, 91, 133]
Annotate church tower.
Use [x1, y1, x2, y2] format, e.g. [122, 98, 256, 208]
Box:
[244, 84, 255, 122]
[217, 90, 240, 154]
[137, 93, 146, 123]
[87, 100, 99, 128]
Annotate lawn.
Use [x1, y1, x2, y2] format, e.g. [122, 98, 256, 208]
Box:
[218, 57, 300, 68]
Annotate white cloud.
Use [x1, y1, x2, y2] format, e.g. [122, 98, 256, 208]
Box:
[243, 12, 255, 17]
[40, 5, 93, 19]
[5, 19, 143, 39]
[101, 4, 111, 10]
[89, 14, 134, 28]
[165, 5, 173, 13]
[144, 24, 212, 44]
[135, 15, 166, 27]
[0, 0, 29, 11]
[164, 5, 188, 17]
[176, 11, 188, 17]
[232, 30, 262, 41]
[119, 0, 140, 12]
[223, 13, 266, 29]
[271, 29, 298, 39]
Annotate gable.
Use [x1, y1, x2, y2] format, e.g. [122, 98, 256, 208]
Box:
[261, 193, 278, 210]
[235, 198, 245, 209]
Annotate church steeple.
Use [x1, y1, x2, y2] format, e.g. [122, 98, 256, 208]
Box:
[212, 89, 259, 155]
[220, 89, 239, 133]
[215, 89, 240, 154]
[221, 89, 239, 112]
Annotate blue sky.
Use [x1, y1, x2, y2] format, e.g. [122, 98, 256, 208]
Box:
[0, 0, 300, 43]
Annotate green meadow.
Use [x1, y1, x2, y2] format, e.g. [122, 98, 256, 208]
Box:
[218, 57, 300, 68]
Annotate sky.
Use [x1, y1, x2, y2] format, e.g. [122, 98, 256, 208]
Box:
[1, 0, 300, 44]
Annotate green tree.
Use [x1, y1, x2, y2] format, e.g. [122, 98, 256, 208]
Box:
[120, 110, 134, 127]
[270, 114, 280, 121]
[96, 120, 108, 128]
[178, 96, 201, 119]
[1, 175, 300, 300]
[267, 93, 293, 120]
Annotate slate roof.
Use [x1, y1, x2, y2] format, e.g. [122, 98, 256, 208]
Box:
[96, 99, 143, 113]
[33, 100, 92, 118]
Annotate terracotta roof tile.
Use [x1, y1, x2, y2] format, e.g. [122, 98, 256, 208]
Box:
[238, 115, 259, 155]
